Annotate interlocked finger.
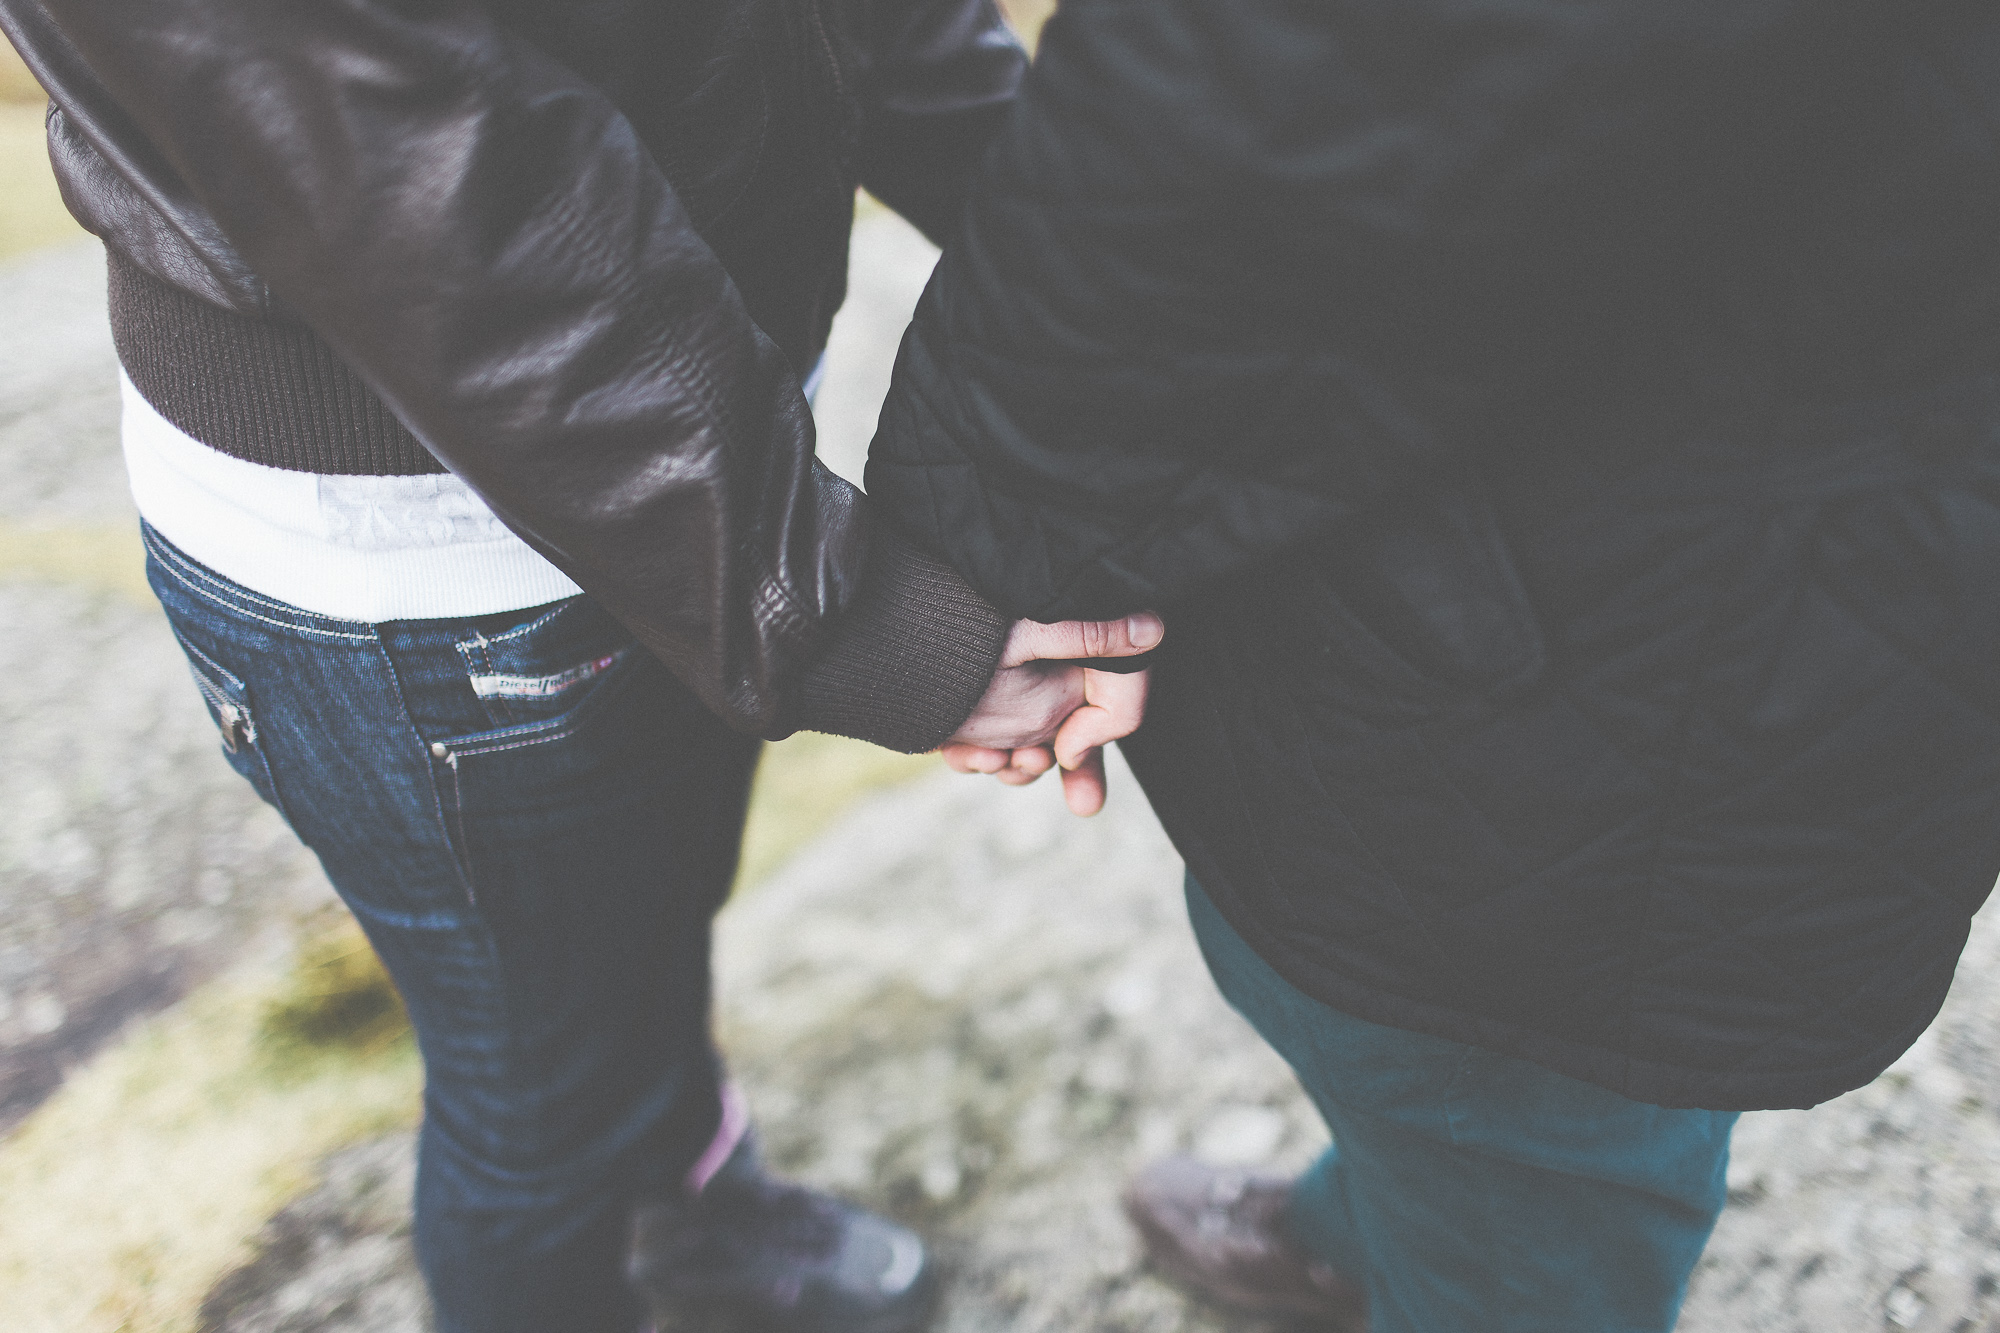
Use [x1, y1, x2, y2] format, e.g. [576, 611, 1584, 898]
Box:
[1053, 667, 1151, 771]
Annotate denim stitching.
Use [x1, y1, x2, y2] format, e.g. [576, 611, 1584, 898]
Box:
[170, 629, 249, 696]
[372, 627, 484, 909]
[432, 654, 642, 757]
[446, 728, 579, 759]
[447, 755, 476, 907]
[455, 631, 513, 725]
[485, 601, 573, 646]
[146, 529, 374, 642]
[145, 525, 303, 614]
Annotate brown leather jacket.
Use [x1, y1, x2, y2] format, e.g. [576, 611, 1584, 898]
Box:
[0, 0, 1023, 748]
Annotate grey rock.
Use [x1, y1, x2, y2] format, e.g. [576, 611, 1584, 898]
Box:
[197, 1135, 430, 1333]
[0, 579, 326, 1127]
[713, 762, 1318, 1333]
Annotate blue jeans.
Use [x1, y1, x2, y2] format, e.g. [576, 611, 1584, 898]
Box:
[1186, 877, 1737, 1333]
[146, 524, 760, 1333]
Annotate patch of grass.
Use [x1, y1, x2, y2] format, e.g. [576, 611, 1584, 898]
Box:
[259, 916, 410, 1063]
[0, 40, 79, 259]
[0, 97, 83, 263]
[1, 37, 42, 102]
[997, 0, 1057, 49]
[0, 947, 422, 1333]
[0, 522, 152, 603]
[737, 733, 939, 890]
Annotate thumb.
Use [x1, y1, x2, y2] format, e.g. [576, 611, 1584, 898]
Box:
[1003, 612, 1164, 667]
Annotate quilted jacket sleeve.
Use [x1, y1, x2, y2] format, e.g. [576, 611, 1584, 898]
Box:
[865, 0, 1850, 622]
[853, 0, 1027, 248]
[6, 0, 1010, 747]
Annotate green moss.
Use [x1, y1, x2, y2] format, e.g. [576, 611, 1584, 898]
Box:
[243, 736, 934, 1077]
[0, 99, 85, 262]
[0, 523, 153, 602]
[0, 40, 43, 102]
[259, 917, 410, 1061]
[736, 733, 939, 891]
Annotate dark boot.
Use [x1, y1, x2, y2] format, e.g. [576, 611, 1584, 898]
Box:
[629, 1132, 937, 1333]
[1122, 1156, 1367, 1329]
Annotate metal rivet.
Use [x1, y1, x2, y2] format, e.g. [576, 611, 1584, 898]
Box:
[430, 742, 449, 758]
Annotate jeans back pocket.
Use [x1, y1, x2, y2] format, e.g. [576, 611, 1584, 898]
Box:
[168, 626, 293, 823]
[453, 599, 638, 733]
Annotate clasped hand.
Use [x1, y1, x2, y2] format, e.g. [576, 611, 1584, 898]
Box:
[942, 613, 1163, 817]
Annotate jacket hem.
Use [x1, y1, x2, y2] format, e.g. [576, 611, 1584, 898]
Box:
[1192, 873, 1952, 1114]
[108, 248, 445, 476]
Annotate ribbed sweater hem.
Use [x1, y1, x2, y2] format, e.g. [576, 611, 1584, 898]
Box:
[107, 249, 444, 476]
[793, 530, 1011, 753]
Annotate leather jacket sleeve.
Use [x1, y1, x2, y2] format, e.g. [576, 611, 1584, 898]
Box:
[3, 0, 1010, 747]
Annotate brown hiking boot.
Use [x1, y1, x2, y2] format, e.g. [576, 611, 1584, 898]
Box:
[1122, 1156, 1368, 1329]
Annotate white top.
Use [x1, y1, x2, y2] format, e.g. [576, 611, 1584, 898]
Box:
[122, 359, 827, 623]
[122, 372, 588, 622]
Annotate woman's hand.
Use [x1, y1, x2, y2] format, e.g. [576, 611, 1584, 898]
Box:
[942, 613, 1161, 815]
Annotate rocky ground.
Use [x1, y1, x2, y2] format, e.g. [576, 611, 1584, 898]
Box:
[193, 755, 2000, 1333]
[11, 219, 2000, 1332]
[0, 241, 329, 1133]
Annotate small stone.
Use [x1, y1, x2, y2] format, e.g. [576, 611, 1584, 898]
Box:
[1195, 1105, 1286, 1167]
[197, 869, 233, 907]
[1885, 1283, 1925, 1328]
[1100, 971, 1156, 1018]
[1725, 1160, 1768, 1204]
[21, 993, 65, 1036]
[1135, 1112, 1178, 1160]
[920, 1159, 962, 1202]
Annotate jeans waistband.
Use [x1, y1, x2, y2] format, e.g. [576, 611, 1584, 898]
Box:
[143, 521, 378, 643]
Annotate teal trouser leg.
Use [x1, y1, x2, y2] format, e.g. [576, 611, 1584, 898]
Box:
[1184, 876, 1737, 1333]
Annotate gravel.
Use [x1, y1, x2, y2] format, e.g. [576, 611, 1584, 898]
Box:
[203, 761, 1318, 1333]
[190, 745, 2000, 1333]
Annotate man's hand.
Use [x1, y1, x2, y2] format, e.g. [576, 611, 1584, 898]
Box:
[943, 613, 1162, 816]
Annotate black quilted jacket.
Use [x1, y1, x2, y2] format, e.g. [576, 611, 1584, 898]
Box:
[870, 0, 2000, 1110]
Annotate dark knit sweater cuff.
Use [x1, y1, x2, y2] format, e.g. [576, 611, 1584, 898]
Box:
[793, 531, 1012, 753]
